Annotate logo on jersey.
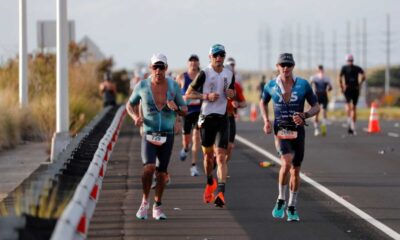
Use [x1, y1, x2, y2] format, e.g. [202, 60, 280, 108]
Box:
[277, 92, 298, 103]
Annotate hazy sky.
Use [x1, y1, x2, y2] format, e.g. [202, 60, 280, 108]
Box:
[0, 0, 399, 71]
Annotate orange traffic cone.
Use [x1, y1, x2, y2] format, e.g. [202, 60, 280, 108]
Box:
[367, 102, 381, 133]
[250, 103, 257, 122]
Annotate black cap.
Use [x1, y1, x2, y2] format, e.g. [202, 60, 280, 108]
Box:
[188, 54, 199, 61]
[277, 53, 295, 65]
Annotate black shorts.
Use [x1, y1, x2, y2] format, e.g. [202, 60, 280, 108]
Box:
[182, 112, 200, 135]
[316, 92, 328, 110]
[228, 115, 236, 143]
[344, 88, 360, 105]
[273, 126, 305, 167]
[200, 114, 229, 149]
[141, 133, 174, 172]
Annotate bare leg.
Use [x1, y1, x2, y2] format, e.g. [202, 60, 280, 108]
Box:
[154, 171, 167, 203]
[142, 164, 156, 201]
[215, 147, 228, 183]
[191, 128, 201, 165]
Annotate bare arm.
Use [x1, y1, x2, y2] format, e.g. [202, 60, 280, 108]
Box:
[125, 102, 143, 127]
[259, 99, 272, 134]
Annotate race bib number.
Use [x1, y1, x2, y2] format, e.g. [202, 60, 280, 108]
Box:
[146, 133, 167, 146]
[277, 129, 298, 140]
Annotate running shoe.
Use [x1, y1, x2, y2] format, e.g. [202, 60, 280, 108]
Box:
[136, 201, 149, 220]
[272, 199, 286, 218]
[203, 178, 217, 203]
[214, 192, 225, 208]
[190, 165, 200, 177]
[314, 128, 320, 136]
[347, 127, 354, 135]
[321, 124, 327, 136]
[179, 148, 188, 161]
[286, 206, 300, 222]
[152, 204, 167, 220]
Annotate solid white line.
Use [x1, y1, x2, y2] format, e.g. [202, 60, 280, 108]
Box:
[388, 132, 399, 138]
[236, 135, 400, 240]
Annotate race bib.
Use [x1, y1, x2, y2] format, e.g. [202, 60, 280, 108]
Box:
[146, 133, 167, 146]
[277, 129, 298, 140]
[187, 99, 201, 106]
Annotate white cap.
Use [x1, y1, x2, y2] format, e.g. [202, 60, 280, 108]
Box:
[151, 53, 168, 65]
[345, 54, 354, 61]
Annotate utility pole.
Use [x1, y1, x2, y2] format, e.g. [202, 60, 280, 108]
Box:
[356, 20, 360, 62]
[315, 24, 320, 66]
[346, 21, 351, 54]
[51, 0, 70, 162]
[259, 26, 263, 71]
[296, 23, 302, 69]
[332, 30, 337, 97]
[321, 30, 325, 65]
[307, 25, 312, 73]
[362, 18, 367, 70]
[385, 14, 391, 95]
[265, 26, 271, 73]
[19, 0, 28, 108]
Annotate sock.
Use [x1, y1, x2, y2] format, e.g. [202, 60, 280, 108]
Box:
[207, 175, 214, 185]
[142, 197, 148, 204]
[288, 191, 298, 207]
[350, 121, 355, 131]
[278, 184, 287, 200]
[217, 183, 225, 193]
[191, 163, 196, 166]
[184, 148, 189, 152]
[347, 117, 352, 127]
[155, 201, 162, 207]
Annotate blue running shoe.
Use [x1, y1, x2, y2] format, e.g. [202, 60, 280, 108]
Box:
[272, 199, 286, 218]
[286, 206, 300, 222]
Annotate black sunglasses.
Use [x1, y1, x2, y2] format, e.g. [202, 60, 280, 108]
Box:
[152, 64, 166, 70]
[212, 52, 226, 58]
[279, 63, 294, 68]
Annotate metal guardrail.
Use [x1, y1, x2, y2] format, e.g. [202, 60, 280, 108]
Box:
[0, 105, 126, 240]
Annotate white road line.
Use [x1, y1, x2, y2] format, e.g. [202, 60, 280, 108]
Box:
[236, 135, 400, 240]
[388, 132, 399, 138]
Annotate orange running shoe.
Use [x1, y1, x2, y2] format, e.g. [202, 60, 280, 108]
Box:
[203, 178, 217, 203]
[214, 192, 225, 208]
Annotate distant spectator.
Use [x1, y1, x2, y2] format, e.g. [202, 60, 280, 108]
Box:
[99, 72, 117, 107]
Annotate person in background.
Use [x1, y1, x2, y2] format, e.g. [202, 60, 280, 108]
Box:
[99, 71, 117, 107]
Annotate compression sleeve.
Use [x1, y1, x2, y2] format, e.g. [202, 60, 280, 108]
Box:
[229, 74, 235, 89]
[189, 70, 206, 92]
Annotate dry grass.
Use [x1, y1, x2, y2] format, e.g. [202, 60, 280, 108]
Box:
[0, 56, 103, 151]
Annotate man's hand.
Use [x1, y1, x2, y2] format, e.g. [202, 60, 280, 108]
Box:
[208, 92, 219, 102]
[133, 116, 143, 127]
[225, 89, 235, 99]
[263, 120, 272, 134]
[167, 100, 178, 111]
[293, 112, 306, 126]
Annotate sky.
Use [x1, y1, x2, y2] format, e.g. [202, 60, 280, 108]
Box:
[0, 0, 399, 72]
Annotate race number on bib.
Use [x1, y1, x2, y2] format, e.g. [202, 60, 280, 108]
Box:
[277, 129, 298, 140]
[146, 133, 167, 146]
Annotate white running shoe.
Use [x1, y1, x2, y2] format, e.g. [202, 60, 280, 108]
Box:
[136, 201, 149, 220]
[314, 128, 320, 136]
[152, 204, 167, 220]
[190, 165, 200, 177]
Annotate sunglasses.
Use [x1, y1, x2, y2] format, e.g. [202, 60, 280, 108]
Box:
[212, 52, 226, 58]
[279, 63, 294, 68]
[152, 64, 166, 70]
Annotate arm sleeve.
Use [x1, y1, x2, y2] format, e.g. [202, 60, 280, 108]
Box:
[261, 82, 271, 104]
[305, 82, 318, 106]
[128, 82, 142, 105]
[189, 70, 206, 92]
[174, 81, 186, 107]
[229, 74, 235, 89]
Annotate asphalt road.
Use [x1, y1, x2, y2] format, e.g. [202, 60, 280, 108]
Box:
[89, 119, 400, 240]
